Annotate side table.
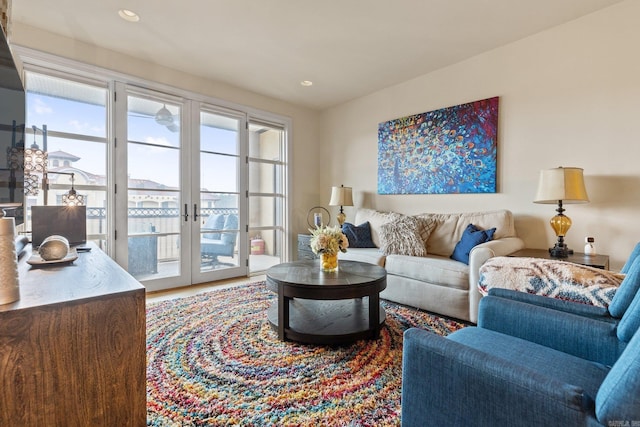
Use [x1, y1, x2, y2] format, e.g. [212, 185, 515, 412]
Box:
[297, 234, 318, 260]
[509, 248, 609, 270]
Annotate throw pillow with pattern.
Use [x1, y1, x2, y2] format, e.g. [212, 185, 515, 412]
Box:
[415, 215, 437, 246]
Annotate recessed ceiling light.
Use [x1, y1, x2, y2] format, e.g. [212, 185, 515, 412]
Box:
[118, 9, 140, 22]
[300, 80, 313, 87]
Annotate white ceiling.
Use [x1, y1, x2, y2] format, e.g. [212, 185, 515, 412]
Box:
[12, 0, 623, 110]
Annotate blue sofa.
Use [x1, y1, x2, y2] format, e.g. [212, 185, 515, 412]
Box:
[401, 263, 640, 426]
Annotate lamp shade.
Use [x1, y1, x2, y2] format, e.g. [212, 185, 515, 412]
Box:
[534, 167, 589, 204]
[329, 186, 353, 207]
[62, 189, 85, 206]
[24, 144, 47, 175]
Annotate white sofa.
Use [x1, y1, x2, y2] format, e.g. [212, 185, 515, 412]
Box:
[339, 208, 524, 323]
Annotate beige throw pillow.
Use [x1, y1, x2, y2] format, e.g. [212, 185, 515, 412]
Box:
[379, 215, 427, 257]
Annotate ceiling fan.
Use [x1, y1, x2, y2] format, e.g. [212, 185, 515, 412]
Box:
[153, 105, 180, 132]
[129, 103, 180, 132]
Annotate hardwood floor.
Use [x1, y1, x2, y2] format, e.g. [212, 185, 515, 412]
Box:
[145, 274, 266, 304]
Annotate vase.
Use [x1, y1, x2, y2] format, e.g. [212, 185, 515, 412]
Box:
[320, 252, 338, 272]
[0, 215, 20, 304]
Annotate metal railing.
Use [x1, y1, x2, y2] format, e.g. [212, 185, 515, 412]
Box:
[87, 207, 238, 261]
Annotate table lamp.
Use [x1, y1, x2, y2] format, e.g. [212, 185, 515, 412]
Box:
[534, 167, 589, 258]
[329, 185, 353, 226]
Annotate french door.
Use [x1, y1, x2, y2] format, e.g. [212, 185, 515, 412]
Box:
[114, 84, 248, 291]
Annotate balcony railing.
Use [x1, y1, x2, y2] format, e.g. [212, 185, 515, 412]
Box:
[87, 207, 238, 262]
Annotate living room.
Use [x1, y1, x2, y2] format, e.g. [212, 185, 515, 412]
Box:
[3, 1, 637, 271]
[2, 0, 640, 425]
[8, 1, 638, 271]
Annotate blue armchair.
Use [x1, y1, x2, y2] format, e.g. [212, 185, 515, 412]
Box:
[401, 286, 640, 426]
[201, 213, 238, 265]
[478, 255, 640, 366]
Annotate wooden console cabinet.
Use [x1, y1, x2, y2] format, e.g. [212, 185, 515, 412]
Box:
[0, 243, 146, 426]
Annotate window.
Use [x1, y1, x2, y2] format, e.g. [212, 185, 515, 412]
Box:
[24, 70, 109, 248]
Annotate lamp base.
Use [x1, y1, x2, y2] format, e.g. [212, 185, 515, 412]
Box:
[549, 241, 573, 258]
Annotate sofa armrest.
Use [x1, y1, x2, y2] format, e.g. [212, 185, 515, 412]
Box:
[467, 236, 525, 323]
[477, 295, 623, 366]
[401, 328, 596, 427]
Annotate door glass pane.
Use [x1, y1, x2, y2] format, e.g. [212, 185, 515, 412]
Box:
[127, 97, 180, 147]
[249, 195, 277, 227]
[199, 110, 240, 272]
[127, 95, 182, 280]
[201, 115, 238, 155]
[128, 143, 180, 189]
[248, 123, 282, 161]
[200, 152, 237, 193]
[249, 162, 281, 193]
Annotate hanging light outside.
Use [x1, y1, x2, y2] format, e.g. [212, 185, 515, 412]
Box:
[24, 125, 47, 175]
[61, 173, 85, 206]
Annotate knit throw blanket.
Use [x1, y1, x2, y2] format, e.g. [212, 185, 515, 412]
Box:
[478, 256, 625, 307]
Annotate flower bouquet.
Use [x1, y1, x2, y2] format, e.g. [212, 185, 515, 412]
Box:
[309, 225, 349, 272]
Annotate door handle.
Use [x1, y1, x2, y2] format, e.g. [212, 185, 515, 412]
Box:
[193, 204, 199, 221]
[183, 203, 189, 222]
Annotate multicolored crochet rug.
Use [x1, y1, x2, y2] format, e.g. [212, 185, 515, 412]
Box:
[146, 282, 466, 426]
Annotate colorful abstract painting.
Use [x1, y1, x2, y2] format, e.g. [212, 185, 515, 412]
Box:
[377, 97, 499, 194]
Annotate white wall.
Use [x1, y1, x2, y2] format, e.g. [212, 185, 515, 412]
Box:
[321, 0, 640, 269]
[10, 23, 322, 256]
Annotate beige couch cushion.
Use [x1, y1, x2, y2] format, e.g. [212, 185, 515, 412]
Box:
[416, 209, 516, 257]
[384, 254, 469, 290]
[338, 248, 386, 267]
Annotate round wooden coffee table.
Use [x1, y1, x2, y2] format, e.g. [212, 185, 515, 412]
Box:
[266, 260, 387, 345]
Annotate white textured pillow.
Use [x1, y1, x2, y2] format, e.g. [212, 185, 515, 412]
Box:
[379, 215, 427, 257]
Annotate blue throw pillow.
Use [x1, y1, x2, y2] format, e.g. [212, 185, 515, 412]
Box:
[450, 223, 496, 265]
[342, 222, 376, 248]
